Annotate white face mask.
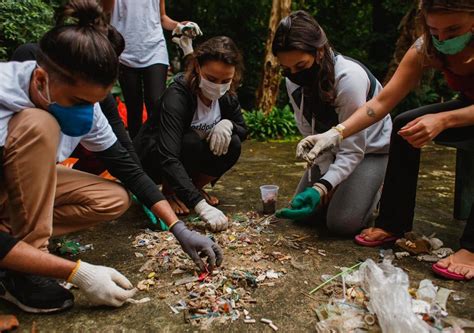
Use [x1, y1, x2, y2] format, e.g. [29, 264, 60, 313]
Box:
[199, 75, 232, 101]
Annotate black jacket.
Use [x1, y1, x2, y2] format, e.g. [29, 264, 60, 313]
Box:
[134, 73, 247, 208]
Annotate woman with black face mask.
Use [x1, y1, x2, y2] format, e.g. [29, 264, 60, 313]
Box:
[273, 11, 393, 236]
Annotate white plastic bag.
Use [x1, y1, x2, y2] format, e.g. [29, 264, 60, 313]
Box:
[359, 259, 432, 333]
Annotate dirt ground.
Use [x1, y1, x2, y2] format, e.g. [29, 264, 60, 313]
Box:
[1, 141, 473, 332]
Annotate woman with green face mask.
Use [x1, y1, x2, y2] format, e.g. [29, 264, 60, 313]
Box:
[299, 0, 474, 281]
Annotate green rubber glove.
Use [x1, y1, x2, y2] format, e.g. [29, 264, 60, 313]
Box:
[276, 187, 321, 220]
[131, 195, 168, 231]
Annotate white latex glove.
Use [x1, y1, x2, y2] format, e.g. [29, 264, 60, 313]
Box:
[207, 119, 233, 156]
[172, 35, 194, 57]
[194, 199, 229, 232]
[172, 22, 203, 38]
[69, 260, 137, 307]
[296, 125, 345, 165]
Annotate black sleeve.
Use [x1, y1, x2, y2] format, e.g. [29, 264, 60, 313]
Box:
[96, 141, 165, 208]
[224, 95, 247, 141]
[156, 89, 204, 208]
[99, 94, 141, 166]
[0, 232, 18, 261]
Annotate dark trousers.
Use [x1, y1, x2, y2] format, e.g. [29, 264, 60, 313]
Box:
[180, 130, 242, 178]
[375, 98, 474, 251]
[119, 63, 168, 138]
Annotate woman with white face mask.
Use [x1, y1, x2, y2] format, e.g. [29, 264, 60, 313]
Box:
[134, 36, 247, 232]
[304, 0, 474, 281]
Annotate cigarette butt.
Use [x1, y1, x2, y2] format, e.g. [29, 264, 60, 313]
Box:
[260, 318, 273, 324]
[269, 323, 278, 331]
[244, 319, 256, 324]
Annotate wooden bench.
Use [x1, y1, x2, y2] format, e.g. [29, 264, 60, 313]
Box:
[434, 138, 474, 220]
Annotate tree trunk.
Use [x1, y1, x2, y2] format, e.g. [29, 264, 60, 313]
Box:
[383, 4, 419, 84]
[256, 0, 292, 115]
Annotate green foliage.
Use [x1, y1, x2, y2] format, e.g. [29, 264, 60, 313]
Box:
[167, 0, 271, 110]
[0, 0, 55, 60]
[243, 105, 299, 141]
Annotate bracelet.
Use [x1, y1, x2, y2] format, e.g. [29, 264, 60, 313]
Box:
[67, 260, 82, 283]
[332, 124, 345, 137]
[313, 183, 328, 197]
[168, 220, 180, 231]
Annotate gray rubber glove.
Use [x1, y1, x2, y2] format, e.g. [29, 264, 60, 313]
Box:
[69, 260, 137, 307]
[194, 199, 229, 232]
[170, 220, 224, 271]
[207, 119, 233, 156]
[172, 22, 203, 38]
[296, 125, 345, 164]
[172, 35, 194, 57]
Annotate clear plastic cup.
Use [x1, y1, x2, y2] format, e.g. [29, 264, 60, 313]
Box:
[260, 185, 279, 214]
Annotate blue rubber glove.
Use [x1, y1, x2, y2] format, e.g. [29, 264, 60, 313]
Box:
[276, 187, 321, 220]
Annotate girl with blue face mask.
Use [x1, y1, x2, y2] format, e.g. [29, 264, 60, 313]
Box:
[0, 0, 222, 314]
[133, 36, 247, 231]
[301, 0, 474, 281]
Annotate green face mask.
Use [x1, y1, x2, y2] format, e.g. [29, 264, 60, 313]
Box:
[432, 31, 472, 55]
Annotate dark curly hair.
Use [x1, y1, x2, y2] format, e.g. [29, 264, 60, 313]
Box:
[185, 36, 244, 96]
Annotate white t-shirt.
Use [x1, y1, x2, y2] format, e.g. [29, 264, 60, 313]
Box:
[286, 54, 392, 187]
[0, 61, 117, 162]
[190, 97, 222, 139]
[111, 0, 169, 68]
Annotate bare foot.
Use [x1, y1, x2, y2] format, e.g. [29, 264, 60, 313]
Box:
[436, 249, 474, 280]
[359, 227, 394, 241]
[166, 195, 190, 215]
[199, 188, 219, 206]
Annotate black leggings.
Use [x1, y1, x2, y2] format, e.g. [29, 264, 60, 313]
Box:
[180, 130, 242, 178]
[119, 63, 168, 138]
[375, 98, 474, 251]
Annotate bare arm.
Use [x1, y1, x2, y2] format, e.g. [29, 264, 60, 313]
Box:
[0, 241, 76, 279]
[150, 200, 180, 227]
[443, 104, 474, 127]
[160, 0, 179, 31]
[341, 46, 425, 138]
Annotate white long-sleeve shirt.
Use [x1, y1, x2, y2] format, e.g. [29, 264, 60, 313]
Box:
[287, 54, 392, 188]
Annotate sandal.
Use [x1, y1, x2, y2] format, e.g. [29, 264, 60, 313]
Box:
[432, 255, 474, 281]
[354, 230, 399, 247]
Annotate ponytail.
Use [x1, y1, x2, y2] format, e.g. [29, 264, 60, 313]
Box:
[37, 0, 123, 87]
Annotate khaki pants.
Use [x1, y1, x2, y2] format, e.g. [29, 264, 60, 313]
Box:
[0, 109, 131, 250]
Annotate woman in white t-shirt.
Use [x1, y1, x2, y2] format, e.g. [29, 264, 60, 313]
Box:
[103, 0, 201, 138]
[273, 11, 393, 236]
[134, 36, 248, 232]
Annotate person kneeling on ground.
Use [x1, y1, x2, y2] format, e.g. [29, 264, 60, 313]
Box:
[134, 36, 247, 232]
[0, 0, 222, 314]
[272, 11, 392, 236]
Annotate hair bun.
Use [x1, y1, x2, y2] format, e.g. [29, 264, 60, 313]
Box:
[57, 0, 104, 28]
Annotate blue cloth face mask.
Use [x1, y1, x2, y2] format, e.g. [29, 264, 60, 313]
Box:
[37, 73, 94, 137]
[432, 31, 472, 55]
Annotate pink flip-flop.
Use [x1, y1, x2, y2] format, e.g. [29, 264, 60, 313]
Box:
[354, 234, 399, 247]
[432, 255, 473, 281]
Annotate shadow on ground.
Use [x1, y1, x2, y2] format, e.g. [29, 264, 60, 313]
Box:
[2, 141, 473, 332]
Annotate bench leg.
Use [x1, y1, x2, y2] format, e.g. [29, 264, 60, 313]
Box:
[454, 149, 474, 220]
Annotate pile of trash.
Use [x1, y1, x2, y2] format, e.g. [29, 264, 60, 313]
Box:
[132, 212, 287, 327]
[312, 258, 474, 332]
[392, 232, 455, 263]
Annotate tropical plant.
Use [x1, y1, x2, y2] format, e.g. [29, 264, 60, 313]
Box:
[243, 105, 299, 141]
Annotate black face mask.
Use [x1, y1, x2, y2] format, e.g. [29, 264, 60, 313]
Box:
[284, 61, 320, 87]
